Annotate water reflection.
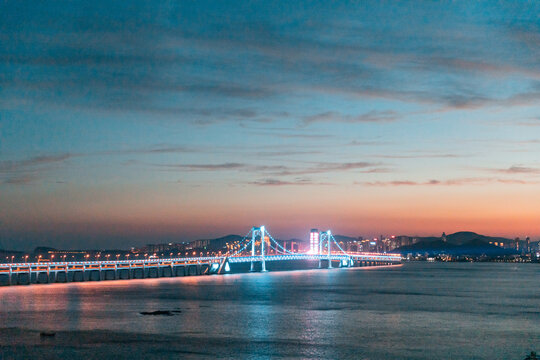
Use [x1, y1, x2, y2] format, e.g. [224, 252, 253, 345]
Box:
[0, 263, 539, 359]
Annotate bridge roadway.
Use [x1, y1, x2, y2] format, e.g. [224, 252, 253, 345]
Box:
[0, 253, 401, 286]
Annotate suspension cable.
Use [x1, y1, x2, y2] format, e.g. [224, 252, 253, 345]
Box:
[330, 234, 349, 255]
[265, 231, 296, 255]
[226, 229, 253, 257]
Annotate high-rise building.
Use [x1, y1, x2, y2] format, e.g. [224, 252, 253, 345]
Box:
[310, 229, 319, 254]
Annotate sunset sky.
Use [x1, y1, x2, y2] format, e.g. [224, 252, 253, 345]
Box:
[1, 1, 540, 250]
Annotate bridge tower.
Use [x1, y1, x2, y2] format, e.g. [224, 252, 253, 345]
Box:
[318, 230, 333, 269]
[250, 226, 267, 272]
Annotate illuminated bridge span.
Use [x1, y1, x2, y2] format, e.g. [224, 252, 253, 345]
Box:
[0, 226, 401, 286]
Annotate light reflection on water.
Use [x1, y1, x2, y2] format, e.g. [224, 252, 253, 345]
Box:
[0, 262, 539, 359]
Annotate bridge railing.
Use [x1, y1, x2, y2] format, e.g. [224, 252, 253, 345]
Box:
[0, 252, 401, 273]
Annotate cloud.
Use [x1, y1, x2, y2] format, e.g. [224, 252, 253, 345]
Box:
[302, 110, 399, 125]
[0, 154, 72, 172]
[360, 177, 539, 186]
[0, 154, 72, 185]
[155, 160, 384, 177]
[252, 132, 330, 140]
[4, 1, 540, 122]
[270, 161, 383, 176]
[349, 140, 391, 146]
[144, 146, 193, 154]
[160, 163, 245, 171]
[375, 153, 464, 159]
[0, 147, 201, 186]
[3, 175, 36, 185]
[253, 150, 322, 157]
[493, 165, 540, 174]
[516, 117, 540, 127]
[249, 178, 332, 186]
[101, 145, 195, 155]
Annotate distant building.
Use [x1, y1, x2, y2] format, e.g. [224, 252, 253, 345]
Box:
[310, 229, 319, 254]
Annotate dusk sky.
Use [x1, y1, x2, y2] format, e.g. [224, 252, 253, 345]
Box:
[1, 1, 540, 250]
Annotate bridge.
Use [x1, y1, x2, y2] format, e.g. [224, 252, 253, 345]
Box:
[0, 226, 401, 286]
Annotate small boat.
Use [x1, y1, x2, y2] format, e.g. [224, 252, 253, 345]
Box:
[40, 331, 56, 337]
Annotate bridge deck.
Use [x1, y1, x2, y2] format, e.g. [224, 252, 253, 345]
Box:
[0, 252, 401, 286]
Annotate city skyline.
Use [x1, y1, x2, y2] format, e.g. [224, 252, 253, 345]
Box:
[2, 1, 540, 250]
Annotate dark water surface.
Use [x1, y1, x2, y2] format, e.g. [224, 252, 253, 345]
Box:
[0, 262, 539, 359]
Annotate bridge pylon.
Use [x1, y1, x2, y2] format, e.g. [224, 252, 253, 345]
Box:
[318, 230, 333, 269]
[250, 226, 267, 272]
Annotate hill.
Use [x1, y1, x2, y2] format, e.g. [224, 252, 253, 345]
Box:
[395, 233, 517, 256]
[446, 231, 511, 245]
[332, 235, 358, 243]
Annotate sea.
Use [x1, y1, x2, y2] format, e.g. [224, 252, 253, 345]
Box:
[0, 262, 538, 359]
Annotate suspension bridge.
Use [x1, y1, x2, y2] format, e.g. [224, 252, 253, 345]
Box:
[0, 226, 401, 286]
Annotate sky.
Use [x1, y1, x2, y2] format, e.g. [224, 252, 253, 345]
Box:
[1, 1, 540, 250]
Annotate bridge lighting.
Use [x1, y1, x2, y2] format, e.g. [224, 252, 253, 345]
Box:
[309, 229, 319, 254]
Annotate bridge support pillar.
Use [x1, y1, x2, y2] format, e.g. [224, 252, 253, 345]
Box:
[327, 231, 332, 269]
[260, 226, 267, 272]
[250, 229, 256, 272]
[249, 226, 267, 272]
[319, 233, 323, 268]
[218, 257, 230, 274]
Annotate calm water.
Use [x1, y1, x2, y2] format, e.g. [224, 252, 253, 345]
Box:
[0, 262, 539, 359]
